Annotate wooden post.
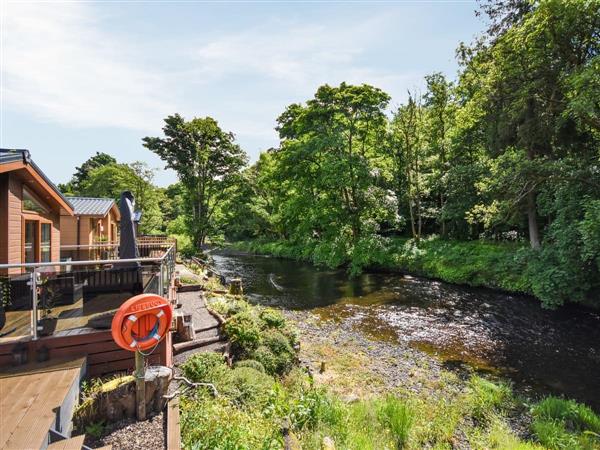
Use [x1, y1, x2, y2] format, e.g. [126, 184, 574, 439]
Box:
[135, 350, 146, 420]
[228, 278, 243, 296]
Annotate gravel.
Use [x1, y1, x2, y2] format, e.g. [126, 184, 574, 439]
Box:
[85, 412, 165, 450]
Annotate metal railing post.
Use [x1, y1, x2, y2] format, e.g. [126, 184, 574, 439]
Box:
[31, 268, 38, 340]
[159, 262, 165, 297]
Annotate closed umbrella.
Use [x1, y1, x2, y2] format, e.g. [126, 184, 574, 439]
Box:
[118, 191, 140, 267]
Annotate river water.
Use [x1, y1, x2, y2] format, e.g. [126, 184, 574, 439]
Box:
[211, 251, 600, 409]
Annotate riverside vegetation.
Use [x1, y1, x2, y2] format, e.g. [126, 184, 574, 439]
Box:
[179, 288, 600, 449]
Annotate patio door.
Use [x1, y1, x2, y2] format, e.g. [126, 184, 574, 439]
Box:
[23, 220, 51, 263]
[24, 220, 38, 263]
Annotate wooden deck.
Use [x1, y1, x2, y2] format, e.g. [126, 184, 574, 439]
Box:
[0, 292, 132, 343]
[0, 358, 85, 450]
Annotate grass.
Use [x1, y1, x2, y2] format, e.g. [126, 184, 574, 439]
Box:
[531, 397, 600, 449]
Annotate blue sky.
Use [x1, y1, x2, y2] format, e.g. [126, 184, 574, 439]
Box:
[1, 0, 484, 187]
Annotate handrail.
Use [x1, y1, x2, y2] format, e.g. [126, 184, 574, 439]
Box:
[0, 244, 176, 270]
[60, 242, 174, 249]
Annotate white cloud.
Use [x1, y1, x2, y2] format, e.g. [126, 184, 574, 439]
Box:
[1, 2, 174, 131]
[1, 2, 439, 160]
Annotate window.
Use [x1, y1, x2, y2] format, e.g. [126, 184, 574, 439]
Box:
[41, 223, 51, 262]
[22, 188, 49, 214]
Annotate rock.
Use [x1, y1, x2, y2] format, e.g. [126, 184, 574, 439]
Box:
[322, 436, 336, 450]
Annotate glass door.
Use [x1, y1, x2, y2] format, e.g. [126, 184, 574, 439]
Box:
[24, 220, 38, 263]
[40, 223, 51, 262]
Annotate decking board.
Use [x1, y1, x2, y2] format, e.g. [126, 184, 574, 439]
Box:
[0, 360, 83, 450]
[47, 434, 85, 450]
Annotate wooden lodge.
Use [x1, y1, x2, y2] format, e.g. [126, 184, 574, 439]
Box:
[0, 149, 74, 275]
[0, 149, 179, 449]
[60, 197, 121, 261]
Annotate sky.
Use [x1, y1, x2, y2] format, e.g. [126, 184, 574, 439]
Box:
[1, 0, 485, 187]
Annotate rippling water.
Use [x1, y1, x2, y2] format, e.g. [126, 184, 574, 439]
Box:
[211, 251, 600, 409]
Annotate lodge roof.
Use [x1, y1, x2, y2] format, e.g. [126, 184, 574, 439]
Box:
[67, 196, 117, 217]
[0, 148, 74, 215]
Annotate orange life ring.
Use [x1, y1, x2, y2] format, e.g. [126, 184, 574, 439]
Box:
[111, 293, 173, 352]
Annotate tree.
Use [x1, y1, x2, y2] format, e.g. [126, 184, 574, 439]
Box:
[80, 162, 164, 234]
[460, 0, 600, 249]
[275, 83, 395, 270]
[143, 114, 248, 247]
[423, 73, 455, 236]
[390, 94, 426, 242]
[69, 152, 117, 193]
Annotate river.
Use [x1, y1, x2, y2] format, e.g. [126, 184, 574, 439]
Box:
[210, 250, 600, 409]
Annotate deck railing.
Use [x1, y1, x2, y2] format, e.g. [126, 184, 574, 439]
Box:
[0, 240, 176, 342]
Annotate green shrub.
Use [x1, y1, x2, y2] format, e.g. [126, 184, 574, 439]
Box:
[181, 396, 280, 450]
[180, 352, 229, 385]
[224, 311, 263, 353]
[234, 359, 267, 373]
[259, 308, 286, 329]
[378, 396, 414, 449]
[290, 387, 344, 431]
[531, 397, 600, 449]
[228, 367, 275, 407]
[251, 330, 295, 376]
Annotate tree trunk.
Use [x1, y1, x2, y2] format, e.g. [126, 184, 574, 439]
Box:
[527, 190, 541, 249]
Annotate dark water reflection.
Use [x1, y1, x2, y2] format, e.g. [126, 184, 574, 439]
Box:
[211, 251, 600, 409]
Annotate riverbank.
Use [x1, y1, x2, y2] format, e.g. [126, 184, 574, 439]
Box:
[180, 279, 600, 449]
[225, 237, 554, 307]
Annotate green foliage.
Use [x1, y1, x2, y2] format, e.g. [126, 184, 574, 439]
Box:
[143, 114, 248, 247]
[378, 396, 414, 448]
[69, 152, 117, 192]
[465, 376, 513, 423]
[181, 395, 281, 450]
[180, 352, 229, 385]
[530, 397, 600, 449]
[224, 311, 263, 354]
[228, 367, 276, 408]
[259, 308, 286, 329]
[84, 421, 105, 439]
[234, 359, 267, 373]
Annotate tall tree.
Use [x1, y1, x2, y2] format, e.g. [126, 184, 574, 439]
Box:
[423, 73, 455, 236]
[390, 94, 426, 242]
[276, 83, 394, 270]
[80, 162, 164, 233]
[143, 114, 248, 247]
[66, 152, 117, 193]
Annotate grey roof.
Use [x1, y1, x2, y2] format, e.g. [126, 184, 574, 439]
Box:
[0, 148, 72, 210]
[67, 197, 115, 216]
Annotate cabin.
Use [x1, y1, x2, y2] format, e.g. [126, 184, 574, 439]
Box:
[0, 149, 74, 274]
[61, 197, 121, 246]
[0, 149, 179, 450]
[60, 197, 121, 261]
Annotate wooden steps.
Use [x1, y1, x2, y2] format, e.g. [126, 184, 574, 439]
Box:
[47, 436, 112, 450]
[0, 358, 85, 450]
[47, 435, 85, 450]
